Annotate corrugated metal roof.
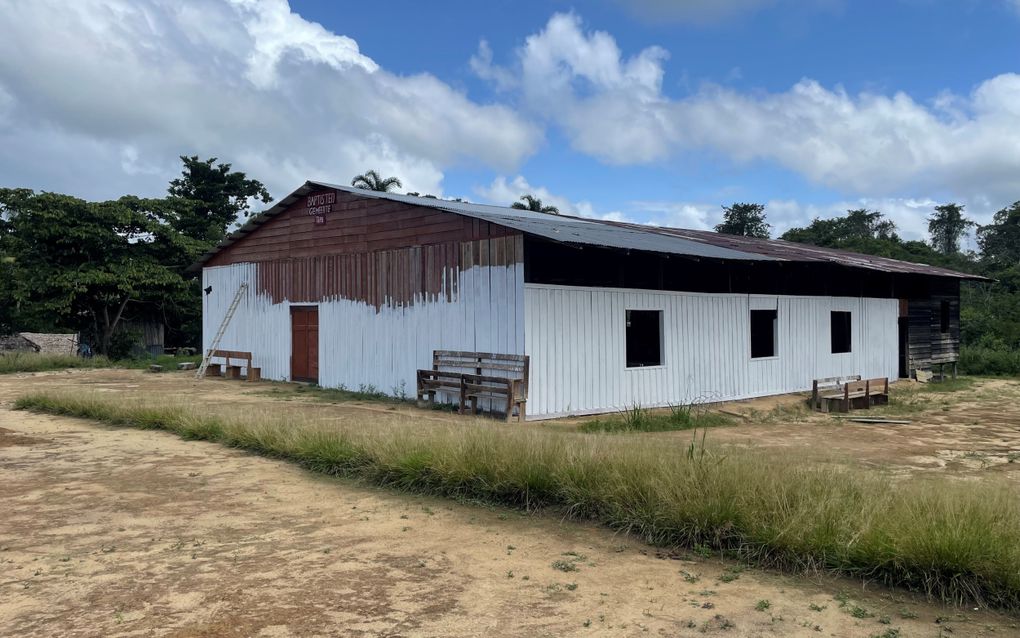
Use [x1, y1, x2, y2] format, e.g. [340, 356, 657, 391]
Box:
[602, 222, 985, 280]
[308, 182, 773, 261]
[191, 181, 985, 281]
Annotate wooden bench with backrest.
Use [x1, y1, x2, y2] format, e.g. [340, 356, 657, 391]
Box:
[205, 349, 261, 382]
[416, 350, 529, 422]
[811, 375, 860, 411]
[812, 375, 889, 413]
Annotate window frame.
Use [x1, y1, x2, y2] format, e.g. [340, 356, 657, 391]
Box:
[624, 309, 665, 369]
[830, 310, 852, 354]
[749, 308, 779, 360]
[939, 300, 951, 334]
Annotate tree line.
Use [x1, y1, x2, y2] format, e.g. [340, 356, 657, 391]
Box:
[2, 161, 1018, 362]
[0, 156, 270, 356]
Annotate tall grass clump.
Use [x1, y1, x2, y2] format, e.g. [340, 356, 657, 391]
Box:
[579, 403, 733, 433]
[0, 352, 110, 374]
[0, 352, 201, 374]
[15, 391, 1020, 610]
[959, 345, 1020, 376]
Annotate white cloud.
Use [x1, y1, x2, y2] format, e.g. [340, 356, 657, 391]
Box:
[476, 13, 1020, 204]
[0, 0, 541, 200]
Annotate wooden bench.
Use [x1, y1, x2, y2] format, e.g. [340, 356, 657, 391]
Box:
[204, 349, 261, 382]
[416, 350, 529, 422]
[811, 375, 860, 411]
[812, 376, 889, 413]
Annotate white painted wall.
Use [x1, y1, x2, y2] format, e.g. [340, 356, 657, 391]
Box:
[202, 261, 524, 396]
[523, 284, 899, 419]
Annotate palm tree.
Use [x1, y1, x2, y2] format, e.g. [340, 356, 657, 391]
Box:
[351, 170, 402, 192]
[511, 194, 559, 214]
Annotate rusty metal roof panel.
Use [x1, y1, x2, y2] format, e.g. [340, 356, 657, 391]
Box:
[616, 224, 984, 279]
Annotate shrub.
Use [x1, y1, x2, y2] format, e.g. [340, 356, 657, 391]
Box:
[959, 346, 1020, 376]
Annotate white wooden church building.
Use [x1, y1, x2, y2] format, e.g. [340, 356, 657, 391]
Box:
[193, 182, 979, 420]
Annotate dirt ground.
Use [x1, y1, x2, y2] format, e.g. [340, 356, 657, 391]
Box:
[1, 369, 1018, 637]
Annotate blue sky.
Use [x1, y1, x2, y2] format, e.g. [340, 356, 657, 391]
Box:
[1, 0, 1019, 241]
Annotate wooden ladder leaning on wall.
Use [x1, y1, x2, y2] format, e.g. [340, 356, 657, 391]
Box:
[196, 283, 248, 379]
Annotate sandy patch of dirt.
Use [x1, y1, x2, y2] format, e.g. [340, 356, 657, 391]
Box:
[1, 369, 1018, 636]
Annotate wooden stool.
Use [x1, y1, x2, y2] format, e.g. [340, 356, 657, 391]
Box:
[224, 365, 242, 380]
[247, 367, 262, 382]
[204, 363, 222, 377]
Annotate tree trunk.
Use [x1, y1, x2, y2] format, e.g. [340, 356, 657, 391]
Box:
[97, 297, 131, 356]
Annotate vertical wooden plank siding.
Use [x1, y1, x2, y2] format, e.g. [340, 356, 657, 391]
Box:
[523, 283, 898, 420]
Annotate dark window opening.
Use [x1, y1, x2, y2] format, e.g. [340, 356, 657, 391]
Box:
[626, 310, 663, 368]
[940, 300, 951, 334]
[750, 309, 778, 358]
[831, 311, 852, 354]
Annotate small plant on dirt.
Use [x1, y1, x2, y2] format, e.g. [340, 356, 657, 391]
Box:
[849, 605, 874, 619]
[551, 559, 578, 572]
[809, 603, 827, 612]
[897, 609, 918, 619]
[871, 629, 900, 638]
[755, 599, 771, 612]
[578, 402, 732, 433]
[565, 582, 578, 591]
[680, 570, 699, 583]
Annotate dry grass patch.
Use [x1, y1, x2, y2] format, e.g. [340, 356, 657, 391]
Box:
[15, 390, 1020, 611]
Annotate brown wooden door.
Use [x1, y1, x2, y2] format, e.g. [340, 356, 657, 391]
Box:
[290, 306, 319, 383]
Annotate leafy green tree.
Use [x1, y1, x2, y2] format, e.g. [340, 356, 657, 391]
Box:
[928, 203, 976, 256]
[715, 203, 770, 238]
[351, 170, 402, 192]
[168, 156, 272, 244]
[977, 201, 1020, 268]
[511, 194, 559, 214]
[0, 189, 189, 355]
[781, 208, 898, 246]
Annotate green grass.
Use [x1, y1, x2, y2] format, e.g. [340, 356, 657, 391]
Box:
[116, 354, 202, 370]
[254, 382, 403, 404]
[14, 391, 1020, 610]
[0, 352, 201, 374]
[0, 353, 110, 374]
[578, 403, 733, 433]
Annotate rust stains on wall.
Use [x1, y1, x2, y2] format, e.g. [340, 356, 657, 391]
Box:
[207, 188, 513, 267]
[251, 235, 523, 310]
